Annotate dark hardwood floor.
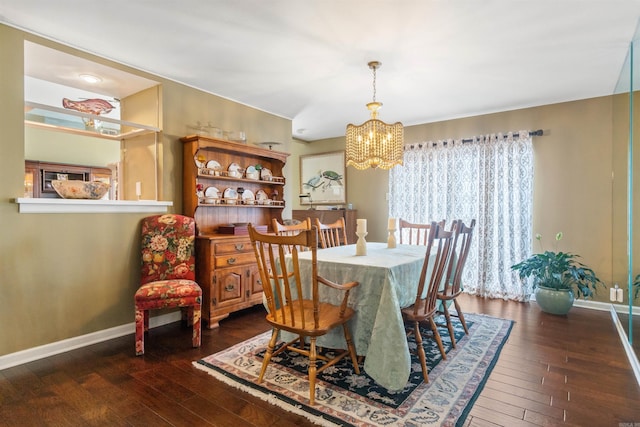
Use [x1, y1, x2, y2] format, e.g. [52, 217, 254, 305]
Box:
[1, 295, 639, 426]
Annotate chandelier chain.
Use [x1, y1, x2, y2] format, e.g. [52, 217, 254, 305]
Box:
[372, 65, 377, 102]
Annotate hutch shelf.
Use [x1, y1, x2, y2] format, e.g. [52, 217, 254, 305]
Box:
[181, 134, 289, 328]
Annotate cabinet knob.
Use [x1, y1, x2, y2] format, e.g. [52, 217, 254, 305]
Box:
[227, 257, 236, 265]
[224, 284, 235, 292]
[235, 244, 244, 251]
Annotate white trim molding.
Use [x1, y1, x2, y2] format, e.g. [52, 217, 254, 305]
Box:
[610, 306, 640, 387]
[0, 311, 181, 371]
[15, 198, 172, 214]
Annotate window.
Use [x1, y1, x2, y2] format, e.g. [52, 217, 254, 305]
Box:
[389, 132, 533, 300]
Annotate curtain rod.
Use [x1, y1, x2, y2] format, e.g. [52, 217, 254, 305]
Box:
[406, 129, 544, 149]
[460, 129, 543, 144]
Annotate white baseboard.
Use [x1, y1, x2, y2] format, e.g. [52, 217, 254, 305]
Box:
[0, 311, 181, 371]
[610, 306, 640, 388]
[573, 299, 640, 314]
[532, 296, 640, 315]
[1, 300, 638, 374]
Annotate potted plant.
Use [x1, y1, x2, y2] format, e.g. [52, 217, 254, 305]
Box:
[511, 232, 604, 315]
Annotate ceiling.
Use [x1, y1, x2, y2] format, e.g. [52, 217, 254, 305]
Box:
[3, 1, 640, 141]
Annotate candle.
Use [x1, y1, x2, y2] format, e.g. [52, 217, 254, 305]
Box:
[388, 217, 396, 230]
[357, 219, 367, 234]
[135, 181, 142, 198]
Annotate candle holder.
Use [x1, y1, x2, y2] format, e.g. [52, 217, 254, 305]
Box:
[356, 231, 368, 256]
[387, 227, 397, 248]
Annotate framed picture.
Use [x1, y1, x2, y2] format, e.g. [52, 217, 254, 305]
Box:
[299, 151, 346, 205]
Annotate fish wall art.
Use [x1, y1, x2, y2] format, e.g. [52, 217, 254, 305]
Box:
[62, 98, 116, 115]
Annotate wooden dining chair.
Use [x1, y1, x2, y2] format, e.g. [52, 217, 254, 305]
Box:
[398, 219, 445, 245]
[315, 217, 348, 248]
[272, 217, 312, 252]
[248, 224, 360, 405]
[272, 217, 311, 236]
[437, 219, 476, 348]
[400, 221, 456, 382]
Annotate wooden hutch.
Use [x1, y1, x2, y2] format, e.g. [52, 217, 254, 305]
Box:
[181, 134, 289, 328]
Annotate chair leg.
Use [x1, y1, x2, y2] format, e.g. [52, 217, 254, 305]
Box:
[192, 304, 201, 348]
[429, 317, 446, 360]
[309, 337, 317, 405]
[342, 323, 360, 374]
[143, 310, 150, 332]
[441, 302, 457, 348]
[413, 321, 429, 383]
[135, 308, 145, 356]
[258, 329, 279, 383]
[182, 306, 189, 326]
[453, 299, 469, 335]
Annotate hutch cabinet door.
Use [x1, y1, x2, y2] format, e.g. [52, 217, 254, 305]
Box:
[213, 268, 243, 306]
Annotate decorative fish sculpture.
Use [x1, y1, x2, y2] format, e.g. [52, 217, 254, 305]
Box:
[62, 98, 115, 115]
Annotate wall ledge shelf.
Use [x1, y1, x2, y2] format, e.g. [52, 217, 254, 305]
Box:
[14, 198, 173, 214]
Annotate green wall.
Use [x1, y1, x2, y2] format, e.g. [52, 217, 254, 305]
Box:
[0, 22, 631, 359]
[0, 24, 291, 357]
[299, 97, 617, 297]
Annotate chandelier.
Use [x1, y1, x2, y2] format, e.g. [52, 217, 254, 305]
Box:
[346, 61, 404, 170]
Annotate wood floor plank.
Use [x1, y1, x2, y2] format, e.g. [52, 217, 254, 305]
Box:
[1, 295, 638, 427]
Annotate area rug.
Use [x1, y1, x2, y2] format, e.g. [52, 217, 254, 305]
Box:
[193, 313, 513, 427]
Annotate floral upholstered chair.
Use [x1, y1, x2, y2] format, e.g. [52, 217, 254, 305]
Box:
[135, 214, 202, 355]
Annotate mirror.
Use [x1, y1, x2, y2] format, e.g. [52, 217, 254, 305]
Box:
[612, 20, 640, 364]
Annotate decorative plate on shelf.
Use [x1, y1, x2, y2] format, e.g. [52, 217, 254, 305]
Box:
[223, 187, 239, 203]
[206, 160, 221, 170]
[228, 162, 243, 178]
[245, 165, 260, 180]
[255, 189, 268, 203]
[260, 168, 272, 181]
[204, 186, 219, 197]
[194, 154, 207, 168]
[242, 189, 255, 204]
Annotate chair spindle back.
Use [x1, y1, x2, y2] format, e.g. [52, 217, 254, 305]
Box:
[442, 219, 476, 297]
[412, 221, 457, 317]
[249, 224, 320, 329]
[399, 219, 445, 245]
[315, 217, 348, 248]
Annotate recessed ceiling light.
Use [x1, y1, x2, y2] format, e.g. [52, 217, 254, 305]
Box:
[79, 73, 101, 83]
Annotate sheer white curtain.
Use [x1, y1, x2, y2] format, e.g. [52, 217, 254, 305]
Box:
[389, 131, 533, 301]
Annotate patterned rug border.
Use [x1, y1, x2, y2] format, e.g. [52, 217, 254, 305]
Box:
[193, 312, 514, 427]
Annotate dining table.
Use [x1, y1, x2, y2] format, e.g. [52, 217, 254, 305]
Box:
[282, 242, 432, 391]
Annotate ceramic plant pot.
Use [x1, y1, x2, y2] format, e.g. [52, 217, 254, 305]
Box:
[534, 285, 575, 315]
